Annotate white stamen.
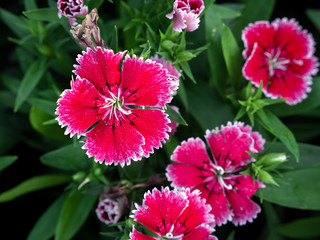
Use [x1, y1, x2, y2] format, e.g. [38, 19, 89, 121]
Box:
[265, 50, 290, 76]
[102, 90, 131, 120]
[218, 176, 233, 190]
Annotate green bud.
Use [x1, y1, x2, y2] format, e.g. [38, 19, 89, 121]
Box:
[161, 39, 176, 50]
[72, 171, 86, 182]
[177, 51, 196, 61]
[257, 153, 287, 170]
[258, 170, 279, 186]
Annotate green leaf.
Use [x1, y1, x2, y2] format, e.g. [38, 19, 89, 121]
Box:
[0, 175, 71, 202]
[14, 58, 48, 112]
[0, 156, 18, 172]
[28, 98, 57, 117]
[221, 24, 243, 90]
[256, 109, 299, 161]
[213, 4, 241, 19]
[306, 9, 320, 32]
[231, 0, 275, 43]
[187, 81, 234, 130]
[275, 216, 320, 239]
[165, 104, 188, 126]
[259, 167, 320, 210]
[29, 106, 65, 140]
[24, 0, 37, 11]
[205, 4, 227, 96]
[27, 193, 68, 240]
[55, 191, 97, 240]
[180, 61, 196, 83]
[40, 142, 91, 171]
[23, 8, 63, 22]
[263, 202, 285, 240]
[0, 7, 29, 38]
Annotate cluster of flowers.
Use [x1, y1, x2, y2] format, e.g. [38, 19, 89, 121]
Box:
[55, 0, 319, 239]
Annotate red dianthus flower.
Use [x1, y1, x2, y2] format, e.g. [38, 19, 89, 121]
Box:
[130, 187, 217, 240]
[56, 48, 174, 166]
[242, 18, 319, 105]
[166, 122, 265, 226]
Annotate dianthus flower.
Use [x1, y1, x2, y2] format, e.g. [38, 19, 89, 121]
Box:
[166, 122, 265, 226]
[56, 48, 174, 166]
[166, 0, 205, 32]
[57, 0, 88, 25]
[130, 187, 217, 240]
[150, 55, 180, 96]
[242, 18, 319, 105]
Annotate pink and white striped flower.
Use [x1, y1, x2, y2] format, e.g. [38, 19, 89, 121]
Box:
[242, 18, 319, 105]
[96, 198, 123, 224]
[57, 0, 88, 25]
[166, 0, 205, 32]
[130, 187, 217, 240]
[166, 122, 265, 226]
[56, 48, 174, 167]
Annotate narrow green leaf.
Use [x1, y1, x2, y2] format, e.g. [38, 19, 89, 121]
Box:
[177, 80, 188, 111]
[257, 109, 299, 161]
[259, 167, 320, 210]
[180, 61, 196, 83]
[109, 25, 119, 52]
[306, 9, 320, 32]
[40, 142, 91, 171]
[14, 58, 48, 112]
[55, 191, 97, 240]
[0, 7, 29, 38]
[165, 104, 188, 126]
[28, 98, 57, 117]
[27, 193, 68, 240]
[0, 175, 71, 202]
[221, 24, 243, 90]
[87, 0, 105, 10]
[275, 216, 320, 239]
[231, 0, 275, 43]
[0, 156, 18, 172]
[263, 202, 285, 240]
[205, 4, 227, 96]
[213, 4, 241, 19]
[24, 0, 37, 11]
[23, 8, 63, 22]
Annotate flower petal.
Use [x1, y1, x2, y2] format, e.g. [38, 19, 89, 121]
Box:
[184, 225, 217, 240]
[120, 55, 173, 108]
[130, 227, 158, 240]
[128, 109, 170, 158]
[132, 187, 189, 236]
[167, 138, 214, 187]
[205, 122, 257, 171]
[226, 175, 262, 226]
[82, 118, 144, 166]
[201, 185, 233, 226]
[173, 189, 214, 236]
[74, 48, 126, 94]
[56, 77, 106, 138]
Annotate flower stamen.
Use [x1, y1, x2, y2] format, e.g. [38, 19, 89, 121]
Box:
[265, 50, 290, 76]
[102, 90, 132, 120]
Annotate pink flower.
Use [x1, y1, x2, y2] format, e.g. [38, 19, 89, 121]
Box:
[166, 0, 205, 32]
[130, 187, 217, 240]
[56, 48, 174, 166]
[96, 198, 123, 224]
[166, 122, 265, 226]
[242, 18, 319, 105]
[57, 0, 88, 25]
[150, 55, 180, 96]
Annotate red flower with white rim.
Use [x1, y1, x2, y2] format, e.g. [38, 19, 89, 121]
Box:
[242, 18, 319, 105]
[166, 0, 205, 32]
[130, 187, 217, 240]
[166, 122, 265, 226]
[56, 48, 174, 167]
[57, 0, 88, 25]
